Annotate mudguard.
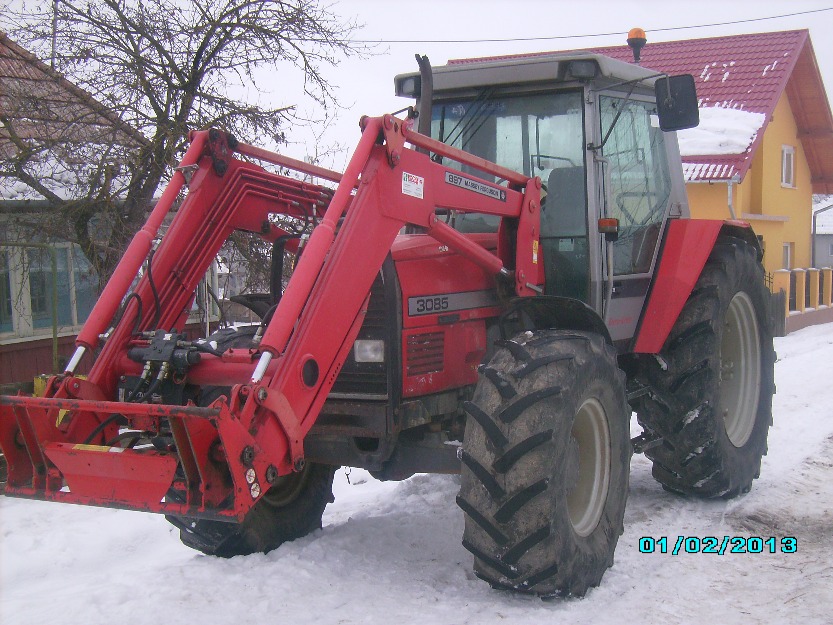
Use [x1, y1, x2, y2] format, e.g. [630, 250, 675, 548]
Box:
[632, 219, 757, 354]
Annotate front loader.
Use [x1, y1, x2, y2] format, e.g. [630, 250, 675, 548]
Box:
[0, 51, 774, 597]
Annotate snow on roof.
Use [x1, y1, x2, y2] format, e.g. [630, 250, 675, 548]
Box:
[677, 107, 765, 157]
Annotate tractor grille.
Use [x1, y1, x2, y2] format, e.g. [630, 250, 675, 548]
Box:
[330, 272, 389, 396]
[406, 332, 445, 376]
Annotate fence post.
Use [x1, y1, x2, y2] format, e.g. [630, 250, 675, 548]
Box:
[808, 268, 820, 309]
[793, 269, 806, 313]
[823, 268, 833, 307]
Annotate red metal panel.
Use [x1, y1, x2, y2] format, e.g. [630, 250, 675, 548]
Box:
[393, 236, 500, 330]
[632, 219, 724, 354]
[401, 320, 487, 397]
[44, 442, 177, 505]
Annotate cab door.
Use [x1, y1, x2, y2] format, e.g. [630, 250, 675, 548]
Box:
[597, 95, 674, 343]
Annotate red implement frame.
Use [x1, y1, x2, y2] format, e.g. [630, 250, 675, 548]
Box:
[0, 115, 542, 521]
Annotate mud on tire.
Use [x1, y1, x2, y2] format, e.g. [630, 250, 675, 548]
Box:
[458, 330, 630, 597]
[635, 235, 775, 498]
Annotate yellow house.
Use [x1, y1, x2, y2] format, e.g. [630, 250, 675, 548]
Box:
[588, 30, 833, 278]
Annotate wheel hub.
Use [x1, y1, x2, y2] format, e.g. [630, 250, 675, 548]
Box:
[567, 398, 611, 537]
[719, 292, 762, 448]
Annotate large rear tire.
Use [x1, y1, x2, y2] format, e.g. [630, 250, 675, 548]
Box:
[458, 330, 630, 597]
[635, 236, 775, 498]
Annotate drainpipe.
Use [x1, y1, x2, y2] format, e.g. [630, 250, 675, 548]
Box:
[727, 175, 739, 220]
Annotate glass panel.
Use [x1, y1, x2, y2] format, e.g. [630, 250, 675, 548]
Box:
[432, 91, 586, 236]
[432, 90, 590, 301]
[72, 246, 98, 323]
[782, 147, 794, 187]
[28, 248, 72, 329]
[600, 97, 672, 275]
[0, 251, 13, 333]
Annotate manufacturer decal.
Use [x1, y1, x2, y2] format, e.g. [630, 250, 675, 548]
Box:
[408, 290, 500, 316]
[402, 172, 424, 199]
[444, 172, 507, 202]
[532, 240, 539, 264]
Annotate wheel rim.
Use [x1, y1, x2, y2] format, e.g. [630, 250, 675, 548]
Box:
[567, 398, 611, 537]
[720, 292, 762, 447]
[260, 464, 312, 509]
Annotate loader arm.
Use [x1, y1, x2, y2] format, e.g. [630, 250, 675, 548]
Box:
[0, 115, 542, 522]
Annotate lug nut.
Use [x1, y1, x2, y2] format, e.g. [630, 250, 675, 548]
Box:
[266, 465, 278, 484]
[293, 457, 306, 473]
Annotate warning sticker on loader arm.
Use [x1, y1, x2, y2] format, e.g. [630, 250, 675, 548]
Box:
[402, 172, 424, 199]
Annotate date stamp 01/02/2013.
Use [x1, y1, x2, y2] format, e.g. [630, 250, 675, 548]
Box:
[638, 536, 798, 555]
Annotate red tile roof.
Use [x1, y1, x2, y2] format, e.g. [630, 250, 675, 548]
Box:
[0, 31, 146, 154]
[450, 30, 833, 192]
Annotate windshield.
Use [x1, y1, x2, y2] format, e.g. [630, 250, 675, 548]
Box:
[432, 90, 584, 177]
[431, 90, 586, 236]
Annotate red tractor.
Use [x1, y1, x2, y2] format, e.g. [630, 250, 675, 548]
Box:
[0, 51, 774, 597]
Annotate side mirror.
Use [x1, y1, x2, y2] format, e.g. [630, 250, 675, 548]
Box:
[655, 74, 699, 131]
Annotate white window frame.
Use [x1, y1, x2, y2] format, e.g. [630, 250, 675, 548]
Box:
[781, 145, 796, 188]
[782, 242, 792, 270]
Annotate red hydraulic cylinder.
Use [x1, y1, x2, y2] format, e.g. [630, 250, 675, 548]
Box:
[255, 117, 383, 365]
[74, 131, 211, 354]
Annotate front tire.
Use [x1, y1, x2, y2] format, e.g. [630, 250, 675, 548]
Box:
[458, 330, 630, 597]
[635, 236, 775, 498]
[169, 462, 336, 557]
[166, 346, 337, 557]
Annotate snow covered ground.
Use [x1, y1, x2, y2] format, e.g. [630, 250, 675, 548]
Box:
[2, 323, 832, 625]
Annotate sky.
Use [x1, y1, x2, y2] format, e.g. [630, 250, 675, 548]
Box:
[2, 0, 832, 168]
[278, 0, 833, 168]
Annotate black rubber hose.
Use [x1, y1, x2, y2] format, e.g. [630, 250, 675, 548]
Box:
[81, 413, 127, 445]
[270, 238, 289, 305]
[109, 291, 143, 336]
[147, 249, 161, 329]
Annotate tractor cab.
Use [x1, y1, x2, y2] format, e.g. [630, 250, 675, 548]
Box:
[396, 53, 697, 342]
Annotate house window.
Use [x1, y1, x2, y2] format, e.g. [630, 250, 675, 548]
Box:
[0, 244, 98, 336]
[781, 145, 795, 188]
[1, 242, 217, 338]
[0, 251, 13, 333]
[829, 242, 833, 257]
[27, 248, 73, 328]
[782, 242, 793, 269]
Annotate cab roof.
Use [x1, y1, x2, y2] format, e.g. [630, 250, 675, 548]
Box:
[394, 52, 659, 98]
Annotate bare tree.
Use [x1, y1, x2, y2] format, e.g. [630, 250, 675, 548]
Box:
[1, 0, 363, 285]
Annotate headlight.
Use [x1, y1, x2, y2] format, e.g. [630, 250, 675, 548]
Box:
[354, 339, 385, 363]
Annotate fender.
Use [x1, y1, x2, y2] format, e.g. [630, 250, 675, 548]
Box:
[501, 295, 613, 345]
[632, 219, 757, 354]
